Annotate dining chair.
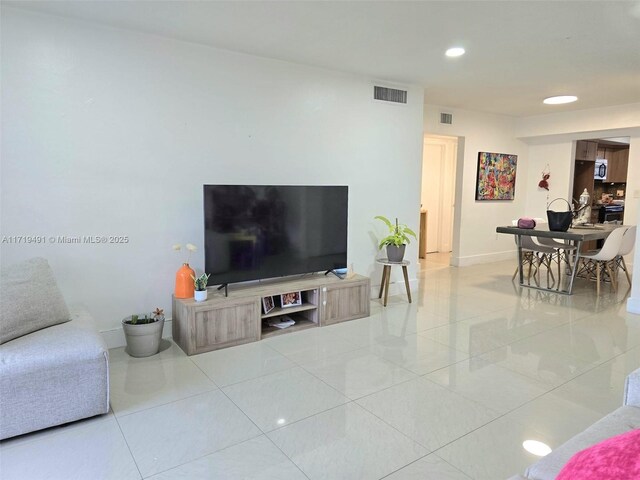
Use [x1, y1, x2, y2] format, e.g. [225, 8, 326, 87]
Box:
[534, 219, 578, 284]
[615, 225, 636, 285]
[580, 226, 628, 295]
[525, 236, 558, 288]
[511, 221, 557, 288]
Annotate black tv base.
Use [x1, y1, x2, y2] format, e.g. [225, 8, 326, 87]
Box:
[217, 283, 228, 297]
[324, 269, 345, 280]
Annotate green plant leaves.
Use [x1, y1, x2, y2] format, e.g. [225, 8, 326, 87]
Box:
[374, 216, 417, 249]
[374, 215, 393, 229]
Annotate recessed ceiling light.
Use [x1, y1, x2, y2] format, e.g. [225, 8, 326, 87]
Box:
[543, 95, 578, 105]
[523, 440, 552, 457]
[445, 47, 465, 57]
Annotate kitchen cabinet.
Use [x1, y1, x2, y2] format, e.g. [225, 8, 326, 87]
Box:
[573, 160, 595, 203]
[607, 149, 629, 183]
[576, 140, 597, 161]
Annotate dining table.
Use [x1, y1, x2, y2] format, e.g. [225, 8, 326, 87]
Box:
[496, 223, 623, 295]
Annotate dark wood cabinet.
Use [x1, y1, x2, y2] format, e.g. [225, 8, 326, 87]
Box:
[575, 140, 597, 161]
[573, 160, 595, 203]
[607, 149, 629, 183]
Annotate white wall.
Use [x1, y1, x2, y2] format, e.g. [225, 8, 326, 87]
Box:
[0, 8, 425, 336]
[523, 142, 575, 219]
[629, 205, 640, 315]
[424, 105, 529, 266]
[514, 103, 640, 139]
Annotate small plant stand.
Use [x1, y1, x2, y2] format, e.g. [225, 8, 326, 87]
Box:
[376, 258, 411, 307]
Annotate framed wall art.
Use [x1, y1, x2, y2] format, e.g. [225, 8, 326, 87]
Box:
[475, 151, 517, 200]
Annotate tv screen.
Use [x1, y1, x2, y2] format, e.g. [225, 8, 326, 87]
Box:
[204, 185, 348, 285]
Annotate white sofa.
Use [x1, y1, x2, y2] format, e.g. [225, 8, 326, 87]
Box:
[510, 367, 640, 479]
[0, 258, 110, 441]
[0, 305, 109, 440]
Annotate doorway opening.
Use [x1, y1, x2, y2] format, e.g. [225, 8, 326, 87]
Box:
[420, 135, 458, 267]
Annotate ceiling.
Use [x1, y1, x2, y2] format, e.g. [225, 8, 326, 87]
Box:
[6, 1, 640, 117]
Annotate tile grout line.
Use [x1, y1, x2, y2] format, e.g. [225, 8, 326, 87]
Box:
[188, 356, 313, 479]
[111, 410, 145, 480]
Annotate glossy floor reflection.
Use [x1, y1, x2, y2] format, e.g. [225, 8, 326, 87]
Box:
[1, 257, 637, 479]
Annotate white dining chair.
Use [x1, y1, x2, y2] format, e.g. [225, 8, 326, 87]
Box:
[616, 225, 636, 285]
[580, 226, 628, 295]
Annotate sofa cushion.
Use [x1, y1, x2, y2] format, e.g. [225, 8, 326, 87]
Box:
[0, 306, 109, 440]
[556, 428, 640, 480]
[525, 405, 640, 480]
[0, 257, 71, 344]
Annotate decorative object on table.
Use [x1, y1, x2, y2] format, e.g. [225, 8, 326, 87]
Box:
[517, 217, 536, 229]
[574, 188, 592, 225]
[173, 243, 197, 299]
[374, 215, 417, 262]
[546, 198, 574, 232]
[262, 295, 275, 314]
[280, 291, 302, 308]
[475, 151, 517, 200]
[192, 273, 210, 302]
[122, 308, 165, 357]
[538, 164, 551, 190]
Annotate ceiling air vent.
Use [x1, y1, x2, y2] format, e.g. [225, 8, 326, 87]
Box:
[440, 113, 453, 124]
[374, 86, 407, 104]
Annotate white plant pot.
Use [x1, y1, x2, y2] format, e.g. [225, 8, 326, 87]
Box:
[122, 317, 165, 358]
[194, 290, 208, 302]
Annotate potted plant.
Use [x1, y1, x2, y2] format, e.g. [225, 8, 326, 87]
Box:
[192, 273, 211, 302]
[122, 308, 165, 358]
[374, 215, 417, 262]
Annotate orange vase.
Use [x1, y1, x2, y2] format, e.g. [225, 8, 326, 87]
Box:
[175, 263, 195, 299]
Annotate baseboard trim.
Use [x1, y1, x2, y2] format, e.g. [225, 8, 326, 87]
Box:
[452, 250, 515, 267]
[101, 319, 173, 349]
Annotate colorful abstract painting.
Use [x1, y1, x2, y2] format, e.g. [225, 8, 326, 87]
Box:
[475, 152, 517, 200]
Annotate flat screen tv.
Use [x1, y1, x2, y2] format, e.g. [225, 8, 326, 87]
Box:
[204, 185, 348, 285]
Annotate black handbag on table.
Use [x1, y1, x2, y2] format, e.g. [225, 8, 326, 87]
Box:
[547, 198, 573, 232]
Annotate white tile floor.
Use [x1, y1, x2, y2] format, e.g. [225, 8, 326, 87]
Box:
[1, 254, 639, 480]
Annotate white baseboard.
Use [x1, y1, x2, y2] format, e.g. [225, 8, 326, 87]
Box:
[451, 250, 515, 267]
[101, 319, 173, 349]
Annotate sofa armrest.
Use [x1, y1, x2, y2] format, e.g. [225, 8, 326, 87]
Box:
[624, 367, 640, 407]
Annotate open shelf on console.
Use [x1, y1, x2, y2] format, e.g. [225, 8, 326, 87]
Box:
[261, 317, 317, 339]
[261, 302, 317, 319]
[260, 300, 319, 338]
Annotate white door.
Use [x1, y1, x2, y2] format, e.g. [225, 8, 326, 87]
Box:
[422, 135, 457, 253]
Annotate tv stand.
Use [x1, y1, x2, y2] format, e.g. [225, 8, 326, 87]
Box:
[172, 274, 370, 355]
[324, 269, 345, 280]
